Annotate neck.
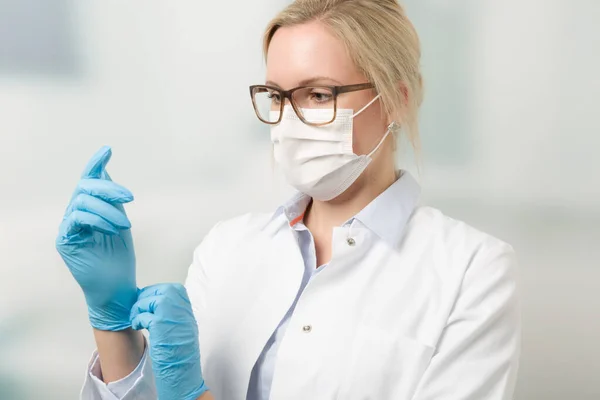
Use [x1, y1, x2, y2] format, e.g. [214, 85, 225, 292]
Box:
[304, 164, 397, 232]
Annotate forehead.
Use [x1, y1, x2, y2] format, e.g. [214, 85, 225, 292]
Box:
[266, 20, 362, 89]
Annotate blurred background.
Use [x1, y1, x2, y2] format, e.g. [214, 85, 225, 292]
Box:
[0, 0, 598, 398]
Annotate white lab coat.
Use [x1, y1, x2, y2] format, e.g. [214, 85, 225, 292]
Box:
[82, 205, 520, 399]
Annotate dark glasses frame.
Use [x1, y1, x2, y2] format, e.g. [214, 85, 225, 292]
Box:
[249, 82, 375, 126]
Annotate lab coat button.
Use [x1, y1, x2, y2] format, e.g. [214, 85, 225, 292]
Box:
[302, 325, 312, 333]
[346, 237, 356, 246]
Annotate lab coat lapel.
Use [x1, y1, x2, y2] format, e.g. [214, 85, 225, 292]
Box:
[227, 215, 305, 399]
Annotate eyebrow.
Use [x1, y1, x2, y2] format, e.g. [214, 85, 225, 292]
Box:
[266, 76, 344, 88]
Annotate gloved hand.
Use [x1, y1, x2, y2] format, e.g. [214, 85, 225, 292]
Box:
[131, 283, 208, 400]
[55, 146, 138, 331]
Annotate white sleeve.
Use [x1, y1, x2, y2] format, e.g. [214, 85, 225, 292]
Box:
[411, 243, 521, 400]
[185, 221, 223, 330]
[80, 221, 225, 400]
[184, 221, 224, 394]
[80, 341, 157, 400]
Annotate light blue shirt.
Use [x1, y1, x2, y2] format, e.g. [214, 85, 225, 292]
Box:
[246, 171, 420, 400]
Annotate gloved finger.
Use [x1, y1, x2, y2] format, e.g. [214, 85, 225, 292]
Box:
[130, 294, 162, 322]
[77, 179, 134, 204]
[131, 312, 155, 331]
[136, 283, 186, 302]
[81, 146, 113, 180]
[69, 194, 131, 229]
[60, 210, 119, 239]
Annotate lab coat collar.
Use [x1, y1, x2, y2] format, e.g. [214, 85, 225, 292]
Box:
[271, 171, 421, 248]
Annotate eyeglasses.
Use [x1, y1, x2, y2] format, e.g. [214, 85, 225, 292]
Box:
[249, 83, 374, 126]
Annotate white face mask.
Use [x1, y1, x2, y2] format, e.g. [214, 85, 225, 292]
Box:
[270, 95, 394, 201]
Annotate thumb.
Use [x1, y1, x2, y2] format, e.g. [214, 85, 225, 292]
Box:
[131, 312, 154, 331]
[81, 145, 113, 180]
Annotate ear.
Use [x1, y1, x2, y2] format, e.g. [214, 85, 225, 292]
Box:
[385, 80, 409, 127]
[399, 81, 409, 105]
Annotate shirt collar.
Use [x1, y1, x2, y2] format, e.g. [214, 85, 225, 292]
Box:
[353, 171, 421, 246]
[271, 171, 421, 247]
[271, 191, 311, 226]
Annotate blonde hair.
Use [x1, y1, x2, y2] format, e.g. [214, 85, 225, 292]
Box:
[263, 0, 423, 151]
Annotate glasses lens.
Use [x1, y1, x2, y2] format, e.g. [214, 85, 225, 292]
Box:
[292, 86, 335, 124]
[252, 87, 282, 123]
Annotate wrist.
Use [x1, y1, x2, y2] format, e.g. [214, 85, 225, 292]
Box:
[196, 390, 213, 400]
[187, 381, 209, 400]
[93, 328, 145, 383]
[87, 292, 137, 331]
[88, 316, 132, 331]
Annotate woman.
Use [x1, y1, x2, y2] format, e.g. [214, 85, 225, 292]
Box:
[56, 1, 520, 399]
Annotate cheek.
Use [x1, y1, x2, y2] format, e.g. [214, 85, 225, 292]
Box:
[351, 102, 388, 155]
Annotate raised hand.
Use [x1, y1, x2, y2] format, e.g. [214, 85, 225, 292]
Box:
[56, 146, 138, 331]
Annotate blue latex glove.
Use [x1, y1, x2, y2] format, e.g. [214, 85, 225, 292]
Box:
[131, 283, 208, 400]
[55, 146, 138, 331]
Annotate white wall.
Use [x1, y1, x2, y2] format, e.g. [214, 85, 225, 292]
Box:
[411, 0, 600, 212]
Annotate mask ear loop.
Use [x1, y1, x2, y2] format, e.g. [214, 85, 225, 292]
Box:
[367, 121, 397, 158]
[351, 94, 382, 119]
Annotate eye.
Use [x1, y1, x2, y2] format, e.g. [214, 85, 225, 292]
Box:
[267, 91, 282, 104]
[310, 89, 333, 103]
